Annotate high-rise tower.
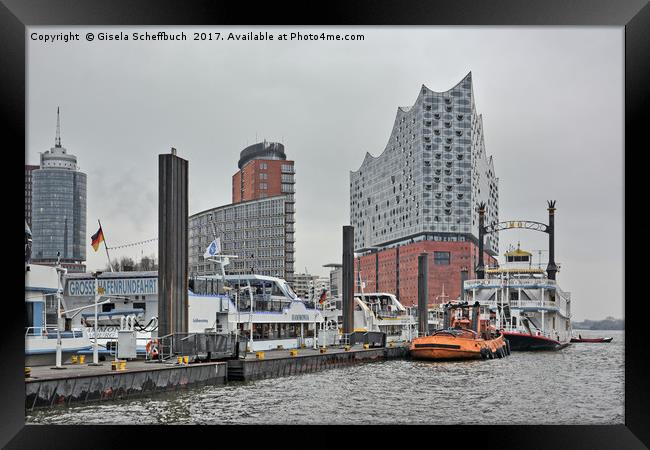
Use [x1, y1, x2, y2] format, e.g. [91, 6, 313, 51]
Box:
[349, 73, 499, 305]
[189, 140, 295, 283]
[31, 108, 87, 272]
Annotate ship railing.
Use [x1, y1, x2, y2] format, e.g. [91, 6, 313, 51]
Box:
[24, 326, 84, 338]
[464, 278, 557, 289]
[155, 331, 238, 362]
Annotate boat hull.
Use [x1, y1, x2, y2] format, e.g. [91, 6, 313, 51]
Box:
[503, 331, 568, 351]
[409, 333, 508, 361]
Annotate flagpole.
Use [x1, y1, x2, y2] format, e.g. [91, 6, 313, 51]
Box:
[98, 219, 114, 272]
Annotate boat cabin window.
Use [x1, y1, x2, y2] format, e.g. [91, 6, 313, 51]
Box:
[190, 278, 225, 296]
[102, 303, 115, 313]
[509, 291, 519, 301]
[506, 255, 530, 263]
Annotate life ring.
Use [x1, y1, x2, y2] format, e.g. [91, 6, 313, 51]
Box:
[146, 339, 159, 358]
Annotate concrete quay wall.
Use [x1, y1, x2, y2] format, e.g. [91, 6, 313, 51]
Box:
[26, 362, 227, 411]
[228, 345, 409, 382]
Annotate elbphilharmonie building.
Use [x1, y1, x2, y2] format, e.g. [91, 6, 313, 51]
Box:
[350, 72, 499, 305]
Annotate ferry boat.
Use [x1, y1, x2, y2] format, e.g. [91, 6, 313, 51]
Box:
[410, 301, 509, 360]
[189, 273, 325, 352]
[321, 292, 417, 343]
[25, 224, 92, 366]
[464, 244, 572, 351]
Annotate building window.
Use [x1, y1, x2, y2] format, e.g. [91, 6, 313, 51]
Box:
[434, 251, 451, 265]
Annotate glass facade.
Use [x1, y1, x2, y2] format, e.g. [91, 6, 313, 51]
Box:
[189, 195, 293, 281]
[31, 168, 87, 262]
[350, 72, 499, 254]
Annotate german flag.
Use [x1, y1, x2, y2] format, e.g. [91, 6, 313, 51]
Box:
[91, 226, 105, 252]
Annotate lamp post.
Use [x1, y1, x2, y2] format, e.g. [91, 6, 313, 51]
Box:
[52, 265, 67, 369]
[89, 271, 103, 366]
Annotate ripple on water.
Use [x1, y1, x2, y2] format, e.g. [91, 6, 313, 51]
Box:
[27, 330, 624, 425]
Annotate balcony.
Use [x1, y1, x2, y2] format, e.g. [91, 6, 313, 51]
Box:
[281, 165, 295, 174]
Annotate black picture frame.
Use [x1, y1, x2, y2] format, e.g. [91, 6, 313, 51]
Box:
[2, 0, 647, 447]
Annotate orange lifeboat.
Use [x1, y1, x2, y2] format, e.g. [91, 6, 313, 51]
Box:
[410, 302, 509, 361]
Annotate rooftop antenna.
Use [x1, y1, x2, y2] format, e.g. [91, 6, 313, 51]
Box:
[55, 106, 61, 148]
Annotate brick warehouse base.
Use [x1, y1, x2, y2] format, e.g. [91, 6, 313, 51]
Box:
[355, 240, 497, 307]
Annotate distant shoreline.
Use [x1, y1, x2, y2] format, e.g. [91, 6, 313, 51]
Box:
[572, 318, 624, 331]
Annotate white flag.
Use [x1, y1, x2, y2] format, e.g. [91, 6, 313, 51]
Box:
[204, 238, 221, 258]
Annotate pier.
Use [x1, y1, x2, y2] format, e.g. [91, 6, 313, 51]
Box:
[25, 342, 410, 410]
[228, 343, 409, 381]
[25, 360, 227, 411]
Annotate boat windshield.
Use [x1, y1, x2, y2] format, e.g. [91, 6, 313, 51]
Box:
[280, 281, 298, 300]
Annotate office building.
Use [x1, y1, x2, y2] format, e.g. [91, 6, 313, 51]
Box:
[31, 108, 87, 272]
[25, 164, 39, 228]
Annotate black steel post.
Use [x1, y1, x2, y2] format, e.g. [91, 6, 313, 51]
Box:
[476, 203, 486, 280]
[546, 201, 558, 280]
[158, 149, 189, 337]
[342, 226, 355, 336]
[417, 253, 429, 337]
[460, 267, 468, 301]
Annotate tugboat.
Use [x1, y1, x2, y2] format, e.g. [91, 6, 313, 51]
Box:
[410, 302, 509, 361]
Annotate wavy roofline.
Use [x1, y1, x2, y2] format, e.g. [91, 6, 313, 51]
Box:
[351, 72, 472, 174]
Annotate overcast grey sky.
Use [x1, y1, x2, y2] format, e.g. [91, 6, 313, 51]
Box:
[27, 27, 623, 321]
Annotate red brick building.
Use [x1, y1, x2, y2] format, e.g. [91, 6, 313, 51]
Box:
[232, 141, 295, 204]
[354, 240, 497, 307]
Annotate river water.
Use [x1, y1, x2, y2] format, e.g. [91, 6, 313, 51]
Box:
[27, 330, 624, 425]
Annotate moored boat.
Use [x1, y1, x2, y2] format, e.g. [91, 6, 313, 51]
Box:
[464, 243, 572, 351]
[570, 336, 613, 343]
[410, 302, 509, 361]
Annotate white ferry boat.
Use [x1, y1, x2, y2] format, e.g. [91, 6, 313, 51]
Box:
[322, 292, 417, 343]
[189, 274, 325, 351]
[25, 225, 92, 366]
[463, 244, 572, 350]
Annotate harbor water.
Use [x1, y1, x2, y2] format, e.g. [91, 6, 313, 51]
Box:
[27, 330, 624, 425]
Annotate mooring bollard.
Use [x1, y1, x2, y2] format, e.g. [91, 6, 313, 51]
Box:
[24, 367, 31, 378]
[71, 355, 78, 364]
[183, 356, 189, 365]
[177, 356, 183, 365]
[119, 360, 127, 371]
[111, 360, 118, 371]
[256, 351, 265, 360]
[344, 345, 351, 351]
[289, 349, 298, 357]
[363, 344, 370, 349]
[320, 347, 327, 353]
[79, 354, 86, 364]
